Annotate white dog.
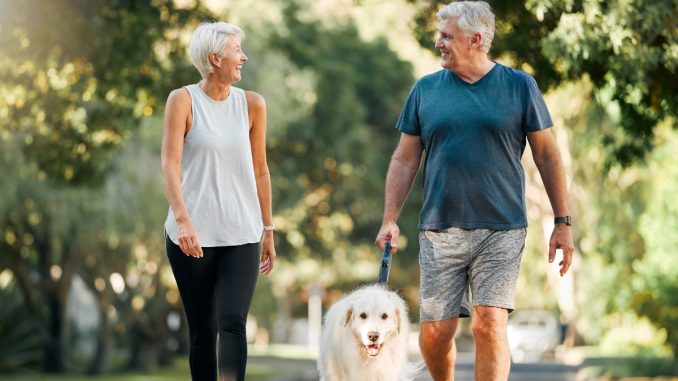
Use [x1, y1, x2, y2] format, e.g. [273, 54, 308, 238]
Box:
[318, 284, 413, 381]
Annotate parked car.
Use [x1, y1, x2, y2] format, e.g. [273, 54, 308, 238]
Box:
[507, 310, 560, 363]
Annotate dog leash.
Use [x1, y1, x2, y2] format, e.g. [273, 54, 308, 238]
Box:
[378, 242, 392, 284]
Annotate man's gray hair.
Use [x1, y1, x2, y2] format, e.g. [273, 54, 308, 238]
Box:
[188, 22, 245, 79]
[437, 1, 495, 53]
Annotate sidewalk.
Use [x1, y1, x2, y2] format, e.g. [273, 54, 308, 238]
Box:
[250, 350, 580, 381]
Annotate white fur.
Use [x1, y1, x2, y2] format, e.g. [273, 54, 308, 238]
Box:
[318, 284, 411, 381]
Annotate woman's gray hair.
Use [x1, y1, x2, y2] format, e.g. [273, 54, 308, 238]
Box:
[437, 1, 495, 53]
[188, 22, 245, 79]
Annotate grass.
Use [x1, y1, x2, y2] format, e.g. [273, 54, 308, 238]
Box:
[577, 352, 677, 379]
[0, 345, 318, 381]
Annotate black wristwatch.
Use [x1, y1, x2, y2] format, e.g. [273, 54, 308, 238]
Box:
[554, 216, 572, 226]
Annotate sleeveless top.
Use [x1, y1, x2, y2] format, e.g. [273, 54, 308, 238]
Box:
[164, 84, 263, 246]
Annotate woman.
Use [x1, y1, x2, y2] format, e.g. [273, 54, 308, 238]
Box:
[161, 21, 276, 381]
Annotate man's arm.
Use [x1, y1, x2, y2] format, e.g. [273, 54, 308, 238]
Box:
[375, 133, 424, 254]
[527, 129, 574, 276]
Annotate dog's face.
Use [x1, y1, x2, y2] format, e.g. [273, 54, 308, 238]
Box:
[344, 291, 404, 357]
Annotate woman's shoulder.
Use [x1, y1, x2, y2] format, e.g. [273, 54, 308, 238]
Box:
[167, 86, 192, 104]
[243, 89, 266, 110]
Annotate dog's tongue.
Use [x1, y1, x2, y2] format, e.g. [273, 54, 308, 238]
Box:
[366, 344, 380, 356]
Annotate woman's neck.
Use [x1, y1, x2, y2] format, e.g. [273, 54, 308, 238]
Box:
[199, 79, 231, 101]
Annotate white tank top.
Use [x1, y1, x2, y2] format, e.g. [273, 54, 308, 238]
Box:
[164, 84, 263, 246]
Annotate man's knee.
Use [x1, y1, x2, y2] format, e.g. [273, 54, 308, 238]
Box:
[419, 318, 458, 351]
[471, 306, 508, 339]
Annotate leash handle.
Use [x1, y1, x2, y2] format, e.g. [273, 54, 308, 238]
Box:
[378, 242, 392, 284]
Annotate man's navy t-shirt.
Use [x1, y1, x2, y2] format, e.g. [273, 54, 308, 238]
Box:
[396, 63, 553, 230]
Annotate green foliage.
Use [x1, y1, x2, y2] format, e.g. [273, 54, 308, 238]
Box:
[0, 0, 216, 371]
[0, 284, 42, 371]
[0, 0, 210, 184]
[633, 126, 678, 358]
[258, 3, 418, 296]
[407, 0, 678, 166]
[578, 355, 678, 378]
[547, 80, 676, 355]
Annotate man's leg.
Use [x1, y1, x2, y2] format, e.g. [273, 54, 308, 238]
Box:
[420, 318, 459, 381]
[472, 306, 510, 381]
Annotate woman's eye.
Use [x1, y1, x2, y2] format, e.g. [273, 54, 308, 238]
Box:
[360, 313, 367, 319]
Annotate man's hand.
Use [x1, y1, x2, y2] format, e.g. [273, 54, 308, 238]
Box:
[549, 224, 574, 276]
[375, 221, 400, 254]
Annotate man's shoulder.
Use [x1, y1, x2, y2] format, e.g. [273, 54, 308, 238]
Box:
[415, 69, 447, 88]
[495, 63, 536, 85]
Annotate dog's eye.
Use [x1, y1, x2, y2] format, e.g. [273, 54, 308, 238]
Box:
[381, 313, 388, 320]
[360, 312, 367, 319]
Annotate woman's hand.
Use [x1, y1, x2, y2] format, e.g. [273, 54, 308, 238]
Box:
[176, 218, 203, 258]
[259, 232, 276, 275]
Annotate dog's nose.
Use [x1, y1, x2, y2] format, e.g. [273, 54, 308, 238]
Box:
[368, 331, 379, 343]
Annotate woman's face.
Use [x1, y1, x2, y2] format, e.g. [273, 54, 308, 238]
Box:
[214, 35, 248, 83]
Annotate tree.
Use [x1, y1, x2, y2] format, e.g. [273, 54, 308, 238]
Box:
[406, 0, 678, 166]
[0, 0, 213, 372]
[0, 0, 211, 185]
[232, 1, 419, 337]
[634, 126, 678, 358]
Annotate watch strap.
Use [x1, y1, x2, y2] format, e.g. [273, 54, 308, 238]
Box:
[554, 216, 571, 226]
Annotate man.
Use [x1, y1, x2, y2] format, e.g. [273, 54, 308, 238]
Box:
[375, 2, 574, 380]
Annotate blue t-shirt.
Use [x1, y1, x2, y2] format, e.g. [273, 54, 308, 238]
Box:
[396, 63, 553, 230]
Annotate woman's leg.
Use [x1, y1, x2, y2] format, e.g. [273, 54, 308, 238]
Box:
[166, 236, 218, 381]
[214, 242, 260, 381]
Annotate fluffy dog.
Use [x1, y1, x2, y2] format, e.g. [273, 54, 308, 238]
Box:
[318, 284, 411, 381]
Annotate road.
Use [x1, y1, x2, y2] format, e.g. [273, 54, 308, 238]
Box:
[253, 351, 579, 381]
[414, 352, 578, 381]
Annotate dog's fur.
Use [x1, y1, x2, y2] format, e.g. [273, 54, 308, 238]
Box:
[318, 284, 410, 381]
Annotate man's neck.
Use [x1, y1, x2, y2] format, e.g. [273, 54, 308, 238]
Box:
[449, 56, 495, 84]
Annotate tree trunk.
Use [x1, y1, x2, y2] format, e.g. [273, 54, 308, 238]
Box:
[86, 298, 110, 375]
[42, 293, 67, 373]
[125, 324, 160, 371]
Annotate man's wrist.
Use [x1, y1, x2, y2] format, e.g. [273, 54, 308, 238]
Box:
[554, 216, 572, 226]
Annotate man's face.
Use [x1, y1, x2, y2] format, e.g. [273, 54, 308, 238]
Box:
[435, 18, 472, 70]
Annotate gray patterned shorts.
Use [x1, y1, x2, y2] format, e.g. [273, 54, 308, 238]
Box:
[418, 227, 527, 322]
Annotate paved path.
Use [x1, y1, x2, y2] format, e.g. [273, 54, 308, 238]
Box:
[414, 352, 578, 381]
[252, 351, 579, 381]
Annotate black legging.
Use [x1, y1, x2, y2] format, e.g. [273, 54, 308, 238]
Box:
[166, 236, 260, 381]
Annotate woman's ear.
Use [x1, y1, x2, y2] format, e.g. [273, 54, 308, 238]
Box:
[209, 52, 221, 68]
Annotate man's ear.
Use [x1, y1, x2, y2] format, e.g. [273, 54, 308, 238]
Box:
[344, 307, 353, 327]
[469, 32, 482, 49]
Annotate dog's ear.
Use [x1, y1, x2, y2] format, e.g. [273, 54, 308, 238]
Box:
[344, 307, 353, 327]
[395, 307, 401, 333]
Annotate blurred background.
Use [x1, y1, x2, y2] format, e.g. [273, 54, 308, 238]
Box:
[0, 0, 676, 380]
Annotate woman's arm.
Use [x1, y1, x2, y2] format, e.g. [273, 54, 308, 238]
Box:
[161, 88, 203, 258]
[247, 90, 276, 274]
